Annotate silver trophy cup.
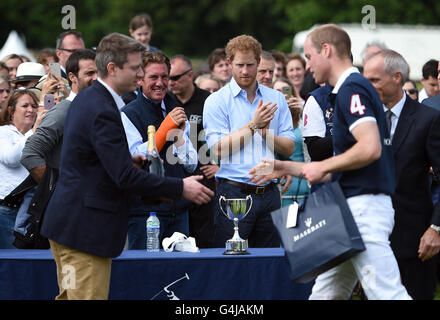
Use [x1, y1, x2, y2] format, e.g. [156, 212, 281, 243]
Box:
[218, 195, 253, 255]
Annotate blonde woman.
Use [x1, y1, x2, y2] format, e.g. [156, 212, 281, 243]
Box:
[0, 89, 46, 248]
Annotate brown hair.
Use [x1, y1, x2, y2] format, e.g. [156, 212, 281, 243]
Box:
[1, 54, 24, 64]
[286, 52, 306, 69]
[225, 35, 262, 62]
[37, 48, 59, 65]
[142, 50, 170, 73]
[129, 13, 153, 31]
[270, 50, 286, 65]
[308, 24, 351, 59]
[95, 33, 146, 78]
[270, 50, 287, 77]
[207, 48, 227, 71]
[0, 89, 38, 126]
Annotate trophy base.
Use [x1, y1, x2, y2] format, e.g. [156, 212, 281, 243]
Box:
[223, 239, 250, 255]
[223, 250, 250, 255]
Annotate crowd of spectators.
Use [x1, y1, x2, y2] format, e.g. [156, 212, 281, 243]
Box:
[1, 13, 440, 300]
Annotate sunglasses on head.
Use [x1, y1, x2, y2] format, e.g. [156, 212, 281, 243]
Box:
[406, 89, 417, 95]
[169, 69, 192, 81]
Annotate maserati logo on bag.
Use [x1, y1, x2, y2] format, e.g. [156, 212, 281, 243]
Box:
[293, 218, 327, 242]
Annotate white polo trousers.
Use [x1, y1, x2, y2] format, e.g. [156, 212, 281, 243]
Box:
[309, 193, 412, 300]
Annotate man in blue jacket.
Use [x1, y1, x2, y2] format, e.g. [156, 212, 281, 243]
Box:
[41, 33, 213, 300]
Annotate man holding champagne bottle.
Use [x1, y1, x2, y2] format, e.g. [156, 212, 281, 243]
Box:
[40, 33, 213, 300]
[121, 50, 199, 249]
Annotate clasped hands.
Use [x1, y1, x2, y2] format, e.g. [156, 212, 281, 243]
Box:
[250, 99, 278, 138]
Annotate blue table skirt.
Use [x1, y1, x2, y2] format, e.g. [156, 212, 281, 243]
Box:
[0, 248, 313, 300]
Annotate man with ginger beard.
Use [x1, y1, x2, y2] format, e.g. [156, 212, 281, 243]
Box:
[203, 35, 294, 249]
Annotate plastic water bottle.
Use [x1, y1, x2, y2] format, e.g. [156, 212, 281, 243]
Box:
[146, 212, 160, 252]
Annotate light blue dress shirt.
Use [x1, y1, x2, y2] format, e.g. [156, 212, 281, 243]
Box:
[203, 77, 295, 184]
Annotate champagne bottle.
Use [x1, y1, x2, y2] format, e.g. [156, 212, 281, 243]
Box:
[145, 125, 164, 176]
[141, 125, 166, 205]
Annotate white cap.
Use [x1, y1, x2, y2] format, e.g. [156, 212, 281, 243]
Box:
[14, 62, 46, 83]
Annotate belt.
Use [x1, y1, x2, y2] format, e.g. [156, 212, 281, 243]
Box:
[0, 199, 19, 209]
[219, 179, 276, 195]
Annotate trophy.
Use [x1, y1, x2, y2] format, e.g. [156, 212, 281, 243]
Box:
[218, 195, 253, 255]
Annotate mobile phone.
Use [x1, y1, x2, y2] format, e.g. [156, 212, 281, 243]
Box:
[49, 62, 61, 80]
[44, 94, 55, 110]
[281, 86, 293, 99]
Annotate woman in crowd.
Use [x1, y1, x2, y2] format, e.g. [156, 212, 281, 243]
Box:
[285, 53, 306, 101]
[273, 77, 310, 206]
[207, 48, 232, 86]
[0, 89, 45, 248]
[0, 76, 11, 110]
[195, 73, 222, 94]
[403, 80, 419, 101]
[1, 54, 23, 88]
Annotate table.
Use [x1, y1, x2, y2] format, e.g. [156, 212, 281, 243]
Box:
[0, 248, 313, 300]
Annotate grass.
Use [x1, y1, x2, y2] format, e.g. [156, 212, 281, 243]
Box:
[351, 283, 440, 300]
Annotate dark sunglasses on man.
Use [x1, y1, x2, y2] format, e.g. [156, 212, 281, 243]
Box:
[169, 69, 192, 81]
[58, 48, 80, 53]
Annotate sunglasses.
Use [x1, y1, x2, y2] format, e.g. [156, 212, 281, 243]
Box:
[169, 69, 192, 81]
[58, 48, 80, 53]
[405, 89, 417, 95]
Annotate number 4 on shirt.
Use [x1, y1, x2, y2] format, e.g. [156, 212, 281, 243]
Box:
[350, 94, 366, 115]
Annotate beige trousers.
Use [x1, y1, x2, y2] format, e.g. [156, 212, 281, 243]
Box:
[49, 239, 112, 300]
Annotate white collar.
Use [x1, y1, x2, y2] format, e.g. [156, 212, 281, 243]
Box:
[383, 90, 406, 118]
[332, 67, 360, 94]
[7, 124, 33, 137]
[66, 90, 77, 102]
[97, 78, 125, 110]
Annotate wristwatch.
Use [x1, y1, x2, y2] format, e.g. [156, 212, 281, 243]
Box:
[430, 224, 440, 234]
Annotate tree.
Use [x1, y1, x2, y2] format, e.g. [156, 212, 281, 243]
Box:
[0, 0, 439, 59]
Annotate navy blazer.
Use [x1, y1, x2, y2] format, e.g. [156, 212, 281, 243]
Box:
[422, 95, 440, 112]
[41, 81, 183, 258]
[389, 96, 440, 259]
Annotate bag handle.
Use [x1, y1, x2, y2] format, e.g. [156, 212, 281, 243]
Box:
[293, 174, 312, 211]
[293, 174, 304, 203]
